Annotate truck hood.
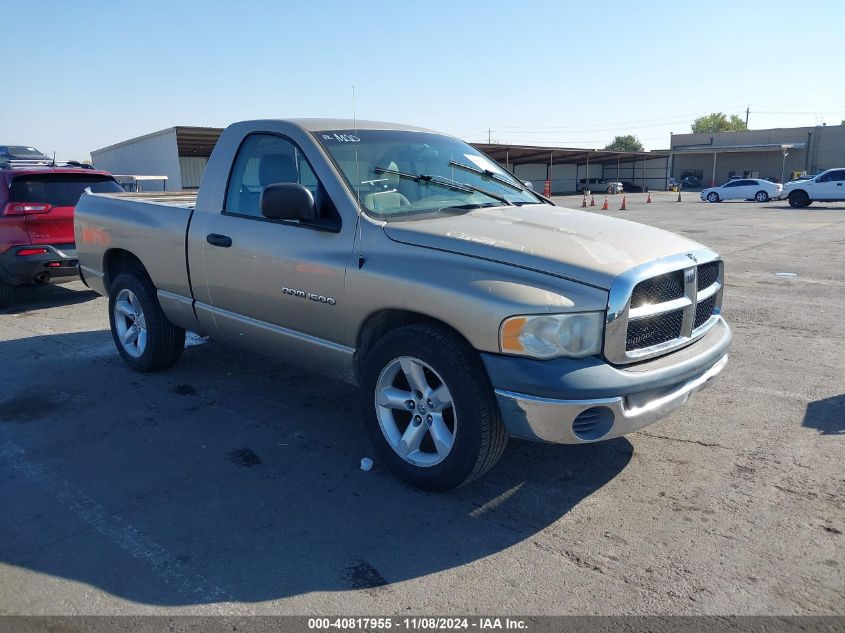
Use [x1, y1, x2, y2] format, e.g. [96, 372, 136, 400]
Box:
[383, 204, 704, 290]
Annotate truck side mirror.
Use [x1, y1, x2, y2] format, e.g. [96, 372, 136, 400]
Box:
[260, 183, 318, 222]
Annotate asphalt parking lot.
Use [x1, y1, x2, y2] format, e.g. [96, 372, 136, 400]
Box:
[0, 192, 842, 615]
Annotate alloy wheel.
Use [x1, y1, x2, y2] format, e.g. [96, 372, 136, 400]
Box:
[374, 356, 457, 467]
[113, 288, 147, 358]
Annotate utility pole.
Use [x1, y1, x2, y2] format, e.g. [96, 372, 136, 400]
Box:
[745, 106, 750, 127]
[488, 128, 491, 144]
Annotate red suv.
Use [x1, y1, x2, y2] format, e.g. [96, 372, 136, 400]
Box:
[0, 162, 123, 309]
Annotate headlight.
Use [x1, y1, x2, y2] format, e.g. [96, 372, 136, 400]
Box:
[500, 312, 604, 359]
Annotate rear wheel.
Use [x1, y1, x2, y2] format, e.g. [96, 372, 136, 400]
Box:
[788, 190, 810, 208]
[361, 323, 507, 491]
[108, 271, 185, 372]
[755, 190, 769, 202]
[707, 191, 720, 203]
[0, 283, 13, 310]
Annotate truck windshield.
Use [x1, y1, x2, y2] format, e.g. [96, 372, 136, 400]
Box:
[315, 130, 542, 220]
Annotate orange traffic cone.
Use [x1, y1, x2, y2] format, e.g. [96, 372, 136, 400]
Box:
[601, 196, 609, 210]
[619, 196, 627, 210]
[646, 192, 652, 203]
[581, 195, 587, 208]
[590, 195, 596, 207]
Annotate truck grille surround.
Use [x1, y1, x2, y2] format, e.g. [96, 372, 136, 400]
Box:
[605, 249, 724, 364]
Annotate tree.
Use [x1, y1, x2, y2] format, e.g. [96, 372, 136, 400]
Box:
[604, 134, 643, 152]
[691, 112, 748, 134]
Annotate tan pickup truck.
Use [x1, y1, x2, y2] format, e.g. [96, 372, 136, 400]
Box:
[75, 119, 731, 490]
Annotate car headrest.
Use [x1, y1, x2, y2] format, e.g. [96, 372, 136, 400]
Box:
[259, 154, 297, 187]
[379, 160, 400, 188]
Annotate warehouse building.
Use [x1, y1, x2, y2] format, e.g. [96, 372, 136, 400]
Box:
[91, 126, 223, 191]
[668, 124, 845, 186]
[91, 123, 845, 194]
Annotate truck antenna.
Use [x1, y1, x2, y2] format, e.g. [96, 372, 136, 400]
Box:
[353, 84, 365, 269]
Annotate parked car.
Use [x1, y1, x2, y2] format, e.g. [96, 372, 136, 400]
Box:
[0, 162, 123, 308]
[75, 118, 731, 491]
[781, 168, 845, 207]
[0, 145, 51, 163]
[700, 178, 782, 203]
[621, 182, 647, 193]
[578, 178, 623, 194]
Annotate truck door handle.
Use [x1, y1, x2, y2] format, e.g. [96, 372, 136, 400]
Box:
[206, 233, 232, 248]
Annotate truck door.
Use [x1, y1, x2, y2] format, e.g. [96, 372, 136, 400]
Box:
[190, 132, 355, 372]
[814, 169, 845, 200]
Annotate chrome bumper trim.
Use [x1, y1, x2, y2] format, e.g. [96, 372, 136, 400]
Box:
[604, 249, 724, 364]
[495, 354, 728, 444]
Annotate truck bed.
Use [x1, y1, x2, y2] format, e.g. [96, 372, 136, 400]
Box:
[97, 191, 198, 208]
[74, 191, 196, 301]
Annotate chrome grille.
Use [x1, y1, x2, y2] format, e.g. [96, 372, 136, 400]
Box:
[604, 250, 724, 364]
[626, 309, 684, 350]
[694, 294, 717, 329]
[630, 271, 684, 308]
[697, 261, 719, 291]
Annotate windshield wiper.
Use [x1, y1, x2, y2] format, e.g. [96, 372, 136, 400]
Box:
[374, 166, 512, 206]
[374, 167, 473, 193]
[448, 160, 526, 192]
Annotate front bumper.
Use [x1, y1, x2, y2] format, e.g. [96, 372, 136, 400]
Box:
[484, 318, 731, 444]
[0, 244, 78, 286]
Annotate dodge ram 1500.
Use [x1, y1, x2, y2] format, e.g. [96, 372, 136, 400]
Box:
[75, 119, 731, 490]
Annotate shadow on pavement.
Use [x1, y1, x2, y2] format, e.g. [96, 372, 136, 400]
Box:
[803, 394, 845, 436]
[0, 330, 633, 605]
[3, 282, 98, 314]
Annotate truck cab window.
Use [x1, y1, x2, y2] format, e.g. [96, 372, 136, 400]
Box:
[225, 134, 322, 219]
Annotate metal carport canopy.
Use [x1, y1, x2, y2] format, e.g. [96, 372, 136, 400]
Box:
[470, 143, 669, 166]
[174, 126, 225, 157]
[668, 142, 806, 155]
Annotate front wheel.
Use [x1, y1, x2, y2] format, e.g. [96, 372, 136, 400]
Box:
[755, 191, 769, 202]
[108, 271, 185, 372]
[707, 192, 720, 203]
[361, 323, 507, 491]
[788, 190, 810, 208]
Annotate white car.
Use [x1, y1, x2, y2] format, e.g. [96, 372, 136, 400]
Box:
[700, 178, 782, 203]
[781, 168, 845, 207]
[578, 178, 623, 195]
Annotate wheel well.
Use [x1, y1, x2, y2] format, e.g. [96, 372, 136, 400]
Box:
[789, 189, 808, 197]
[355, 310, 468, 380]
[102, 249, 150, 293]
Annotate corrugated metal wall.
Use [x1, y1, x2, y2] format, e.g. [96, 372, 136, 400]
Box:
[91, 129, 182, 191]
[511, 160, 666, 193]
[603, 158, 668, 190]
[178, 157, 209, 189]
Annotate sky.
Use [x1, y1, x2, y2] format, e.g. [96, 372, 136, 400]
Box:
[4, 0, 845, 160]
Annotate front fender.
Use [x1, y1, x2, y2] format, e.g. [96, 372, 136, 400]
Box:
[344, 225, 608, 353]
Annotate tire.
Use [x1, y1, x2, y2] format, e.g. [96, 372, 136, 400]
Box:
[0, 283, 13, 310]
[361, 323, 507, 491]
[755, 191, 769, 202]
[788, 190, 810, 208]
[707, 192, 720, 203]
[108, 271, 185, 372]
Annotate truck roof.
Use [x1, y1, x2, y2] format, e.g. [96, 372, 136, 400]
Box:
[249, 118, 438, 134]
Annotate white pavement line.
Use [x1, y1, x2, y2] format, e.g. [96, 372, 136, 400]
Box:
[0, 441, 233, 605]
